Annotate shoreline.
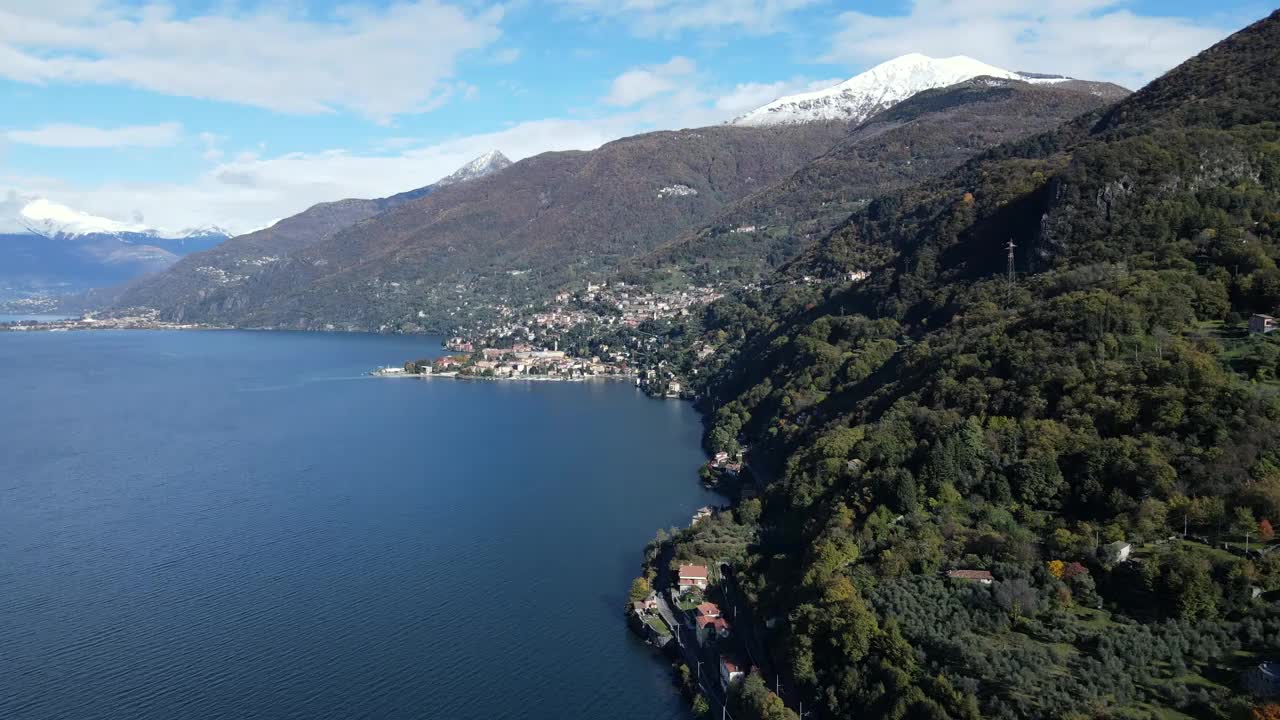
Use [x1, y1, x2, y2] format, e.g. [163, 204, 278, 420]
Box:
[371, 368, 636, 384]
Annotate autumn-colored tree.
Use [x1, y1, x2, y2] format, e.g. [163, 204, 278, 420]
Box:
[1062, 562, 1088, 580]
[1047, 559, 1065, 579]
[1251, 703, 1280, 720]
[629, 576, 651, 603]
[1261, 519, 1275, 541]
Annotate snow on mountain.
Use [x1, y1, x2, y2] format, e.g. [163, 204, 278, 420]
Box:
[13, 197, 230, 242]
[732, 54, 1074, 127]
[18, 198, 154, 237]
[435, 150, 512, 187]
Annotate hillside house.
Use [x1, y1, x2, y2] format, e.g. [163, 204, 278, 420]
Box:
[947, 569, 994, 584]
[1251, 314, 1278, 334]
[1105, 541, 1133, 564]
[695, 602, 721, 619]
[696, 614, 731, 645]
[677, 564, 709, 592]
[720, 656, 746, 688]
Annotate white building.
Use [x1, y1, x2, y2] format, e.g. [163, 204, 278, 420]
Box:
[720, 656, 745, 689]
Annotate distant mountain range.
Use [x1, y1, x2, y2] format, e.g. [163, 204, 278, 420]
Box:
[107, 127, 851, 331]
[99, 56, 1126, 333]
[5, 152, 513, 304]
[96, 150, 515, 317]
[0, 197, 230, 298]
[731, 54, 1077, 127]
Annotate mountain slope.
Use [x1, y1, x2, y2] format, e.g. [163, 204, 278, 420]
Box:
[114, 124, 852, 332]
[633, 76, 1127, 283]
[664, 10, 1280, 720]
[109, 150, 512, 319]
[731, 54, 1073, 127]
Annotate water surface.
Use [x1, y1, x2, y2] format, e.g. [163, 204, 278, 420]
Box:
[0, 330, 713, 720]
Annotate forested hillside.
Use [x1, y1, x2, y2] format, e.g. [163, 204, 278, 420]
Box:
[630, 77, 1126, 286]
[112, 124, 851, 332]
[658, 11, 1280, 719]
[108, 154, 510, 322]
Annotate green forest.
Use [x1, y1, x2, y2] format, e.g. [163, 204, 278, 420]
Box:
[645, 11, 1280, 720]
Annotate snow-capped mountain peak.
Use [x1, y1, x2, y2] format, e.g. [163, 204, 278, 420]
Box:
[436, 150, 513, 187]
[19, 198, 155, 237]
[732, 54, 1071, 127]
[10, 197, 233, 242]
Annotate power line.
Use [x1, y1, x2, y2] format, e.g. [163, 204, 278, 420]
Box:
[1006, 238, 1017, 285]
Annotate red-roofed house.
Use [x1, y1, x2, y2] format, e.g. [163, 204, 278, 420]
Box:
[695, 602, 721, 619]
[720, 656, 745, 688]
[677, 564, 709, 592]
[947, 569, 994, 584]
[696, 615, 731, 645]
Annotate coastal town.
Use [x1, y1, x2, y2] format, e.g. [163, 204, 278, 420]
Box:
[371, 279, 741, 395]
[448, 279, 725, 340]
[372, 341, 635, 383]
[0, 310, 213, 333]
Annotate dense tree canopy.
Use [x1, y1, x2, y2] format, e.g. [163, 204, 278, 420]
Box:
[657, 11, 1280, 720]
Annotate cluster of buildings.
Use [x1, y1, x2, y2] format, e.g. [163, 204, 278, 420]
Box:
[0, 311, 207, 333]
[606, 284, 724, 328]
[449, 280, 728, 353]
[673, 563, 749, 690]
[709, 451, 743, 477]
[383, 343, 631, 381]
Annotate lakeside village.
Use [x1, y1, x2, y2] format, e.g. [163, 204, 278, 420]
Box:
[620, 445, 773, 711]
[372, 342, 635, 383]
[373, 279, 729, 393]
[0, 310, 210, 332]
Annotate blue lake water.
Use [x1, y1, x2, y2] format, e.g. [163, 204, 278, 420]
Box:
[0, 330, 715, 720]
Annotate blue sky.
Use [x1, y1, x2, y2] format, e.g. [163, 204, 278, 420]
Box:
[0, 0, 1270, 234]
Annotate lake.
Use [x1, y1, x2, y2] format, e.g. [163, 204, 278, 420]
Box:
[0, 330, 716, 720]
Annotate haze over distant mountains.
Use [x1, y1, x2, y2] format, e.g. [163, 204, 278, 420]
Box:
[0, 196, 230, 299]
[0, 153, 513, 303]
[98, 55, 1127, 333]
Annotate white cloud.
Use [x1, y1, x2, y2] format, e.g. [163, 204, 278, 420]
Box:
[491, 47, 522, 64]
[824, 0, 1232, 89]
[554, 0, 821, 36]
[713, 77, 844, 115]
[605, 56, 696, 106]
[5, 122, 183, 148]
[0, 68, 817, 236]
[0, 1, 504, 120]
[1, 117, 639, 236]
[197, 132, 225, 161]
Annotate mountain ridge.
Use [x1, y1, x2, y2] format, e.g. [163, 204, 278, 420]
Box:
[108, 124, 853, 331]
[731, 53, 1080, 128]
[665, 10, 1280, 719]
[634, 76, 1128, 284]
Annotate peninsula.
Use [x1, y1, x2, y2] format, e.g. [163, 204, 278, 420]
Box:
[372, 341, 639, 385]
